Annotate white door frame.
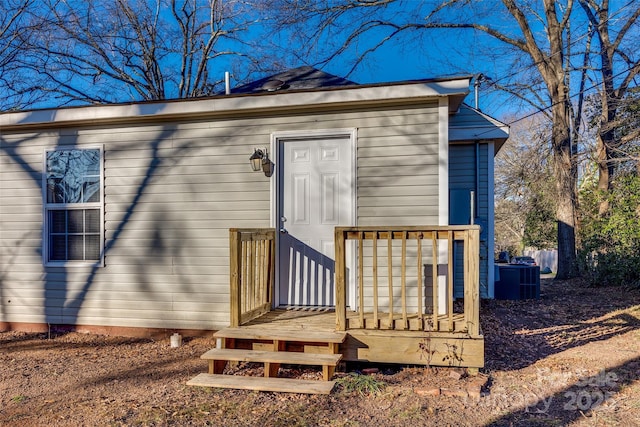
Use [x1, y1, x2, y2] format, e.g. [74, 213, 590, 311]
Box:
[270, 128, 357, 308]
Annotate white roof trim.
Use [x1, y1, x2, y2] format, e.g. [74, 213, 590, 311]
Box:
[449, 105, 509, 142]
[0, 77, 471, 130]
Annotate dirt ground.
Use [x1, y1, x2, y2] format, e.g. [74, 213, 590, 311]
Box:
[1, 278, 639, 426]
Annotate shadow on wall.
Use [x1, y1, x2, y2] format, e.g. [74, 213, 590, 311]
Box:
[278, 232, 335, 307]
[59, 127, 194, 326]
[0, 116, 194, 328]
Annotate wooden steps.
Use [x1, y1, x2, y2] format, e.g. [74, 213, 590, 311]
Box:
[187, 327, 346, 394]
[201, 348, 342, 381]
[214, 327, 347, 344]
[201, 348, 343, 365]
[187, 373, 336, 395]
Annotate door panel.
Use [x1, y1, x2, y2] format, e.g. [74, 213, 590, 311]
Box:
[278, 136, 353, 307]
[292, 174, 310, 224]
[321, 174, 338, 223]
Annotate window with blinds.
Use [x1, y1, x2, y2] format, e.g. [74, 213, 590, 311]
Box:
[44, 147, 103, 265]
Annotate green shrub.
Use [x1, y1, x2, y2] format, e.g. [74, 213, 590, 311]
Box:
[578, 173, 640, 287]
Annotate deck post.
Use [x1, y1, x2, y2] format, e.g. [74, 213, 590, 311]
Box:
[335, 227, 347, 331]
[464, 228, 481, 336]
[229, 229, 242, 328]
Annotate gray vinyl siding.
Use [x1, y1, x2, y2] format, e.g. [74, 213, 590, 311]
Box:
[355, 104, 440, 312]
[357, 105, 440, 225]
[0, 102, 441, 330]
[449, 143, 490, 298]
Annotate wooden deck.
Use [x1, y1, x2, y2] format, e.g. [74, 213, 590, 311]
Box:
[227, 226, 485, 369]
[188, 226, 485, 395]
[234, 308, 484, 368]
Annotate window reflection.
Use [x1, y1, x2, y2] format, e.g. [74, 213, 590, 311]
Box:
[47, 149, 100, 204]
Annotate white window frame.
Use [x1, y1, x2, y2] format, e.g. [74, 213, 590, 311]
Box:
[42, 145, 105, 267]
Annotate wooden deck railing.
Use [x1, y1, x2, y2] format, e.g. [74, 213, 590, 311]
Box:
[334, 226, 480, 337]
[229, 228, 275, 327]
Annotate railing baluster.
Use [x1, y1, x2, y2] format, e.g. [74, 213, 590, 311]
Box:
[250, 241, 257, 312]
[387, 231, 393, 329]
[258, 240, 264, 309]
[448, 231, 454, 331]
[372, 232, 379, 329]
[431, 232, 438, 331]
[401, 231, 407, 330]
[263, 240, 269, 307]
[358, 231, 364, 327]
[242, 240, 248, 313]
[416, 233, 423, 330]
[268, 237, 274, 305]
[463, 230, 470, 333]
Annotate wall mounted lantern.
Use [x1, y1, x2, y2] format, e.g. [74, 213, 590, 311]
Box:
[249, 148, 273, 177]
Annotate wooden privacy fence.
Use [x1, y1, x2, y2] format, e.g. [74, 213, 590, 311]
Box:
[334, 226, 480, 336]
[229, 228, 275, 327]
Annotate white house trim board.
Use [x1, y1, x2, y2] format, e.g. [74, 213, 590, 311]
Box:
[438, 97, 449, 227]
[0, 79, 471, 130]
[437, 97, 449, 314]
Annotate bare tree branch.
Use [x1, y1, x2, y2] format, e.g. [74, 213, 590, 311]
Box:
[0, 0, 35, 110]
[267, 0, 582, 277]
[8, 0, 267, 106]
[578, 0, 640, 210]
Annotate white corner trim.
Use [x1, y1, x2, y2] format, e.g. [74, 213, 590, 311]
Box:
[438, 97, 449, 226]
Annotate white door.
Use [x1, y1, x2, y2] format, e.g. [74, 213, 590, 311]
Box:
[277, 135, 354, 307]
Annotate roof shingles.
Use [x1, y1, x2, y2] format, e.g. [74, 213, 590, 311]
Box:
[230, 66, 357, 94]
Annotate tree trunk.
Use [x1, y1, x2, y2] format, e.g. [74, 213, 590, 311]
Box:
[596, 132, 613, 216]
[551, 93, 578, 279]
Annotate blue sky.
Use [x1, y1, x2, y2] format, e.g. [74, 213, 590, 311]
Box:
[318, 28, 513, 121]
[6, 0, 637, 125]
[257, 2, 535, 122]
[274, 0, 637, 124]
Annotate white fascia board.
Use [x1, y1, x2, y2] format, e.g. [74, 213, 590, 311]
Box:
[0, 77, 471, 130]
